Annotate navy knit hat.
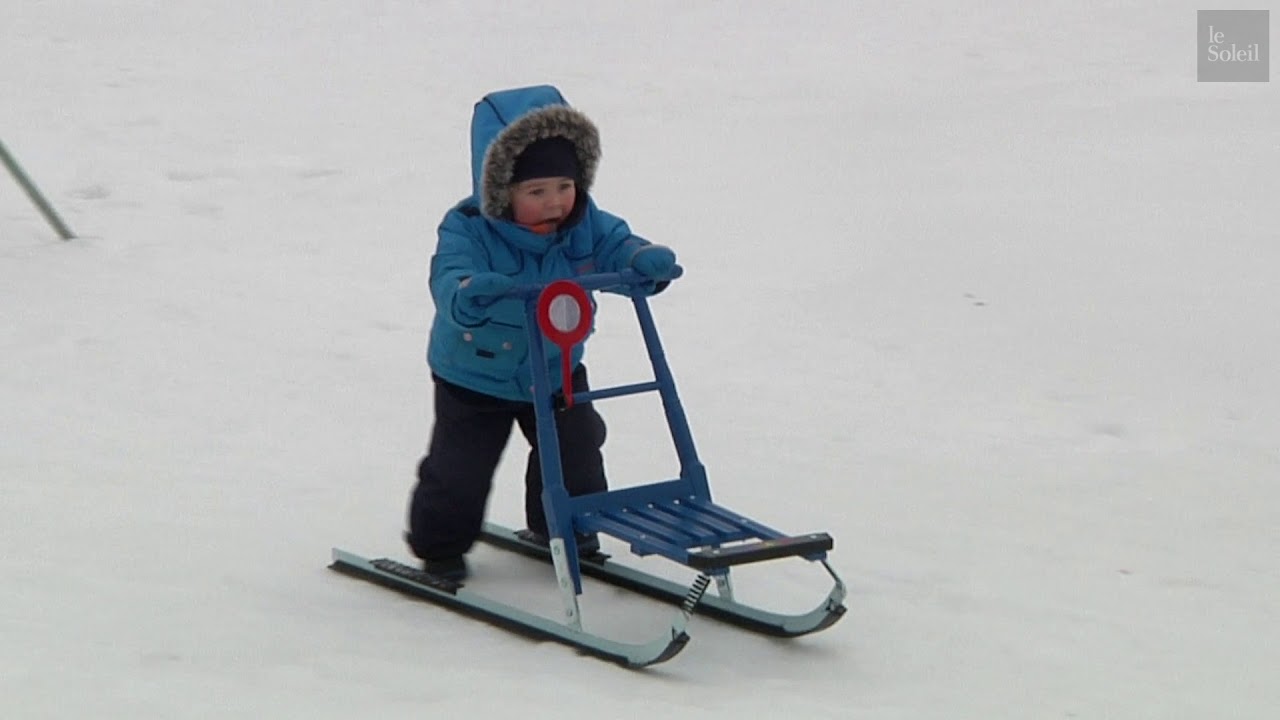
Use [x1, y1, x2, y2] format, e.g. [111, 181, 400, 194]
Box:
[509, 136, 580, 184]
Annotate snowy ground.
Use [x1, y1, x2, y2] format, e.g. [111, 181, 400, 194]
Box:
[3, 2, 1278, 718]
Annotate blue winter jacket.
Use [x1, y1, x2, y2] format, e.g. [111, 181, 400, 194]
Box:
[426, 85, 656, 401]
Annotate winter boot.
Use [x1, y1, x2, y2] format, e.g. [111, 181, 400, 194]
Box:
[516, 529, 603, 558]
[421, 555, 469, 581]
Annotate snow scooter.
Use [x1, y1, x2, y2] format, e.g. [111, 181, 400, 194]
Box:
[330, 269, 847, 667]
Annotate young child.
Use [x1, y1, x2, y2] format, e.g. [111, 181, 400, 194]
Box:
[405, 85, 679, 579]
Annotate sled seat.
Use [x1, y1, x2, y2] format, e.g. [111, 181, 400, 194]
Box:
[566, 481, 833, 571]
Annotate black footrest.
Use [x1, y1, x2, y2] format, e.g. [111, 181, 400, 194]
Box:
[686, 533, 834, 570]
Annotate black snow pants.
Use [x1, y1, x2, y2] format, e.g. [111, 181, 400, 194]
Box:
[405, 364, 607, 561]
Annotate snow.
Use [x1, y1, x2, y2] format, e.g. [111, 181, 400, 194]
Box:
[3, 1, 1278, 717]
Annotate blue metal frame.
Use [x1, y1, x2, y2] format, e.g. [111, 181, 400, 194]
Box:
[514, 269, 822, 595]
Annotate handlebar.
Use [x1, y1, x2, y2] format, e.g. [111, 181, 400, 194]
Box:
[506, 265, 683, 299]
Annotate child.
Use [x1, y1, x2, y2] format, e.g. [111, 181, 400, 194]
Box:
[405, 85, 679, 579]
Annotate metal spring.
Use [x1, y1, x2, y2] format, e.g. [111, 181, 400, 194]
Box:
[682, 573, 712, 614]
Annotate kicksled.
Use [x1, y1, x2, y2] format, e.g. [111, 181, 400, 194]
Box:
[330, 269, 847, 667]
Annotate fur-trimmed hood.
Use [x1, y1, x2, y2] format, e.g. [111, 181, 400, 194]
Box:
[469, 85, 601, 219]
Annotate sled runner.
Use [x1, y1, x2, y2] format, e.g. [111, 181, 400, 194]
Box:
[331, 269, 847, 667]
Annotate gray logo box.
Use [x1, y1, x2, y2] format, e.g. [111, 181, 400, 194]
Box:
[1198, 10, 1269, 82]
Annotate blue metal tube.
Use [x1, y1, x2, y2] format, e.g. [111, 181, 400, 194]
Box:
[523, 296, 586, 594]
[631, 294, 711, 499]
[571, 381, 660, 404]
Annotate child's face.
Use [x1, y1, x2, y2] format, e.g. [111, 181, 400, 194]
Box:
[510, 177, 576, 229]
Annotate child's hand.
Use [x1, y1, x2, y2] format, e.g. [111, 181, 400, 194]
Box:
[457, 273, 515, 306]
[629, 245, 677, 280]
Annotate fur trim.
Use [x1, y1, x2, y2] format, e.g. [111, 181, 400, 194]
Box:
[480, 106, 600, 218]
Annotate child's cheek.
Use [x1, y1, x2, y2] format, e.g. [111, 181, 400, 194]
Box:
[511, 197, 537, 225]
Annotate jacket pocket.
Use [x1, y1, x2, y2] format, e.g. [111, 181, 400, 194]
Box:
[450, 321, 529, 382]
